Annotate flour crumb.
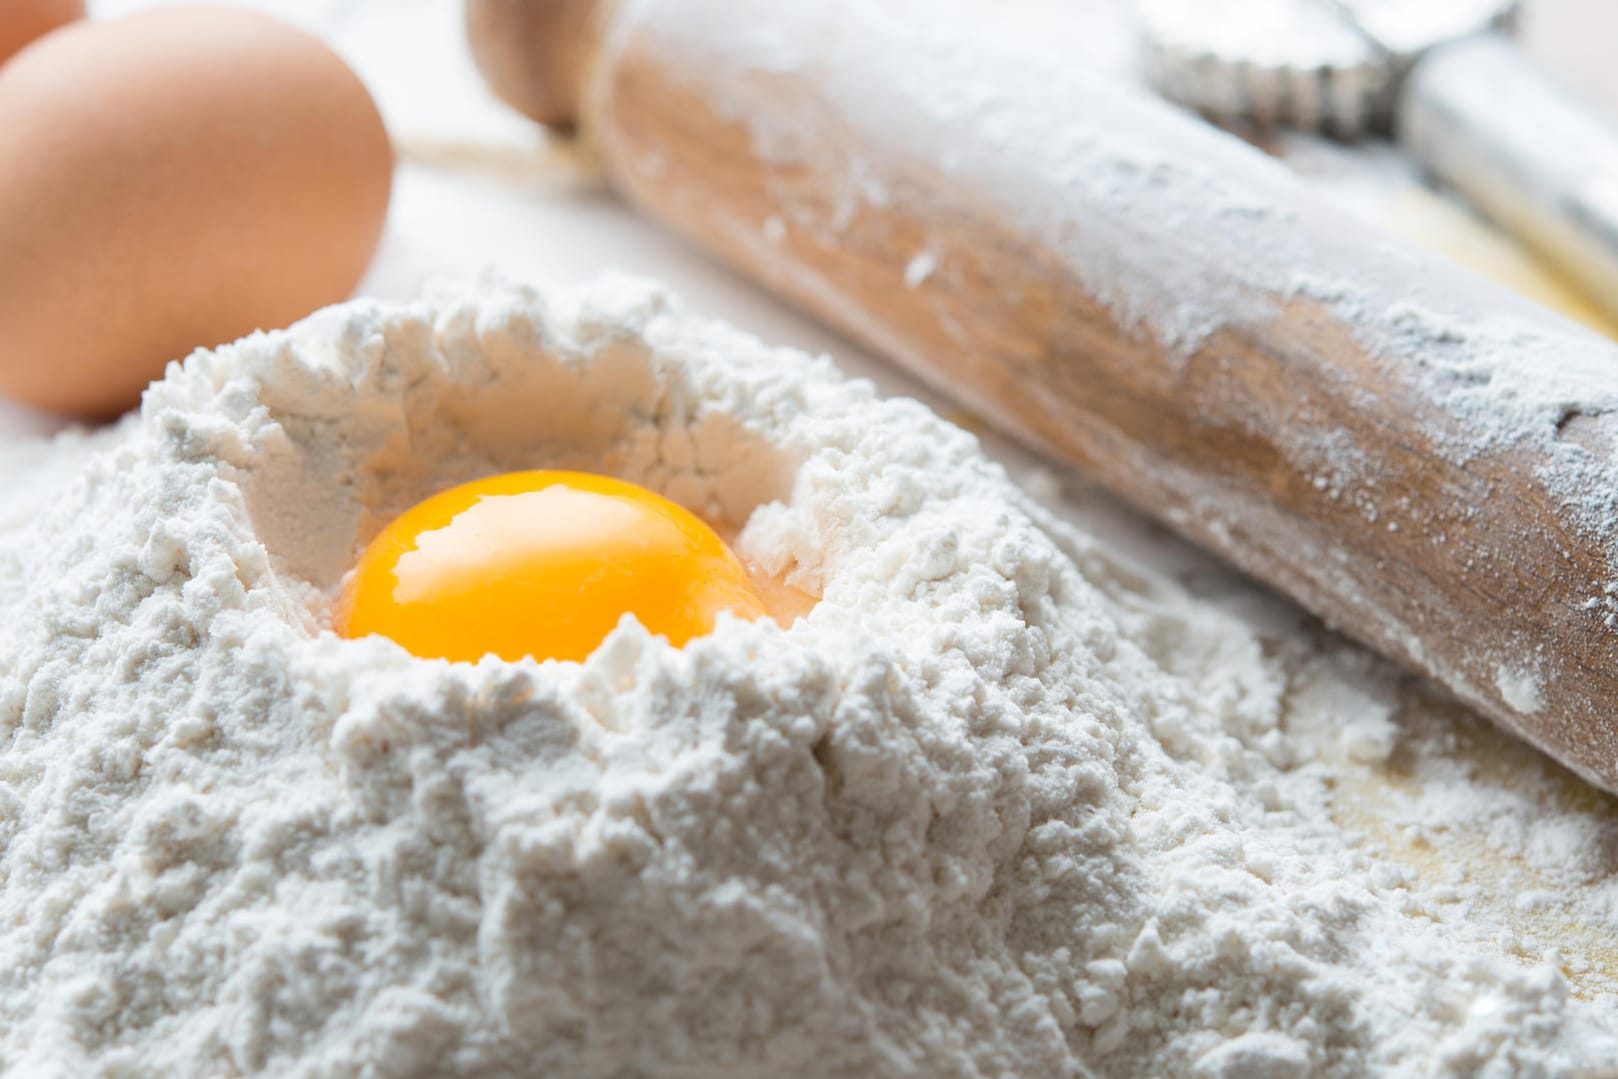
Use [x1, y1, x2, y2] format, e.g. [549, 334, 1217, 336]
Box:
[903, 249, 937, 287]
[1496, 663, 1546, 715]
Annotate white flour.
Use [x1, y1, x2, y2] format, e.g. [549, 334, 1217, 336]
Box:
[0, 276, 1615, 1076]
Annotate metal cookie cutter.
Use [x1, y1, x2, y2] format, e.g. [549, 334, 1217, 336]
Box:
[1137, 0, 1618, 323]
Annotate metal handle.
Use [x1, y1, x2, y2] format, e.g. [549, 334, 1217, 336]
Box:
[1400, 33, 1618, 323]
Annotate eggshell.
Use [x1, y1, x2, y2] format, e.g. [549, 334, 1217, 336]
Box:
[0, 0, 83, 66]
[0, 6, 393, 418]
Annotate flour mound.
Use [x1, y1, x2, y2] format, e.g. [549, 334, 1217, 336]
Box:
[0, 278, 1611, 1077]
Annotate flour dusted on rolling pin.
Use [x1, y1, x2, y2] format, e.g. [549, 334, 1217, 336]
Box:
[0, 277, 1615, 1074]
[660, 0, 1618, 495]
[586, 0, 1618, 792]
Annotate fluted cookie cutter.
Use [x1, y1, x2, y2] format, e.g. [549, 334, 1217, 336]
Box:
[1138, 0, 1618, 323]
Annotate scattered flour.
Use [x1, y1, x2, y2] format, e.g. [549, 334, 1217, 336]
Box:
[1, 277, 1616, 1076]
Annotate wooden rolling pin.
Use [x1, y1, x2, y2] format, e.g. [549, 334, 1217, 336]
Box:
[466, 0, 1618, 793]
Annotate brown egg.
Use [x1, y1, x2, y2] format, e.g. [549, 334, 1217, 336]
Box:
[0, 6, 393, 418]
[0, 0, 83, 67]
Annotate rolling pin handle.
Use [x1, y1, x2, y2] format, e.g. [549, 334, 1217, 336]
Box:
[464, 0, 609, 131]
[1399, 34, 1618, 324]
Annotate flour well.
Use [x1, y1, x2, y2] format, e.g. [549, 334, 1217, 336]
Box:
[0, 277, 1615, 1076]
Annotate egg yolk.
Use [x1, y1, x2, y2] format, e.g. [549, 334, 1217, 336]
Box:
[334, 470, 769, 663]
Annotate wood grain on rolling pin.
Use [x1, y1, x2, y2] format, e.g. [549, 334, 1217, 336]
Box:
[468, 0, 1618, 792]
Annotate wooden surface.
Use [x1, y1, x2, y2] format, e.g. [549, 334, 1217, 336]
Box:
[465, 0, 1618, 794]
